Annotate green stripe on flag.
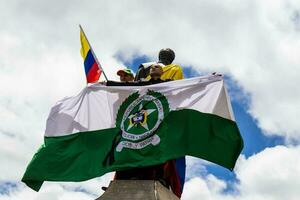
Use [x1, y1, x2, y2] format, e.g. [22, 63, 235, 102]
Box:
[22, 109, 243, 191]
[22, 128, 120, 191]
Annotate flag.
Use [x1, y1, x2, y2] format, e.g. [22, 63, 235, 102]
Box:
[80, 27, 101, 83]
[22, 75, 243, 192]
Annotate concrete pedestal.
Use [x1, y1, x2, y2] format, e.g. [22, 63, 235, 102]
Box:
[96, 180, 180, 200]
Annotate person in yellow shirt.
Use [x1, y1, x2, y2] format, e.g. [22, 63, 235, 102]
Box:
[155, 48, 185, 198]
[134, 48, 184, 81]
[157, 48, 184, 81]
[134, 48, 185, 197]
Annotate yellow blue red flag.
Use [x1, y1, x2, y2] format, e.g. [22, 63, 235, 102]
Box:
[80, 26, 101, 83]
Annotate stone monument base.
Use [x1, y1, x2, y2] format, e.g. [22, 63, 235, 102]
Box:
[96, 180, 180, 200]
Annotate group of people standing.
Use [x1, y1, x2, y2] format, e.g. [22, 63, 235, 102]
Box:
[106, 48, 184, 86]
[101, 48, 185, 198]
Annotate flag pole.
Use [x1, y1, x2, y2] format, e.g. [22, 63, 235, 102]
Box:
[79, 24, 108, 81]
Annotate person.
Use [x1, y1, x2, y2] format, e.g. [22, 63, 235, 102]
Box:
[99, 68, 134, 86]
[116, 68, 134, 82]
[135, 48, 185, 198]
[157, 49, 185, 198]
[156, 48, 184, 81]
[106, 64, 168, 86]
[103, 64, 172, 190]
[133, 49, 185, 198]
[135, 48, 184, 81]
[146, 63, 166, 83]
[105, 61, 185, 197]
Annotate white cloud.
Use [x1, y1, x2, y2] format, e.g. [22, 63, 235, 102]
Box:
[1, 0, 300, 199]
[0, 184, 94, 200]
[235, 145, 300, 200]
[0, 173, 113, 200]
[182, 174, 234, 200]
[182, 145, 300, 200]
[1, 0, 300, 140]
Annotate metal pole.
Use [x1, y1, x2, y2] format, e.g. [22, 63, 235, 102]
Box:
[79, 24, 108, 81]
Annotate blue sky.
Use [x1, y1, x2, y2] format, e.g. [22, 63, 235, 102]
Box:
[118, 54, 286, 190]
[120, 54, 286, 157]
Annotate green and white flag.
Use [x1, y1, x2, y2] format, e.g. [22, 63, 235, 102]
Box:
[22, 75, 243, 191]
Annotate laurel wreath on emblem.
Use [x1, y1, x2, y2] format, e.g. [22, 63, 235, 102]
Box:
[115, 90, 170, 152]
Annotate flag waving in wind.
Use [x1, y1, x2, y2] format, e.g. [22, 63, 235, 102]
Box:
[22, 75, 243, 192]
[80, 25, 106, 83]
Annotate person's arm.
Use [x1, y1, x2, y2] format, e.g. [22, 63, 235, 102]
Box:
[106, 81, 147, 86]
[106, 80, 126, 86]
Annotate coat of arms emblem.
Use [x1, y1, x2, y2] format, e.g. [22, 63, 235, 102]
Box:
[115, 90, 170, 152]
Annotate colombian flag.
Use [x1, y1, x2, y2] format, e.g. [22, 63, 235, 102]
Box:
[80, 28, 101, 83]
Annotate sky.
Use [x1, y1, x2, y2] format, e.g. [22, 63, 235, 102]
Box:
[0, 0, 300, 199]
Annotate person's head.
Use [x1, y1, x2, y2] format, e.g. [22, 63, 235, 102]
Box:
[158, 48, 175, 65]
[150, 64, 163, 80]
[117, 68, 134, 82]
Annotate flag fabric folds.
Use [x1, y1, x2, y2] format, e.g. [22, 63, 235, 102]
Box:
[22, 75, 243, 192]
[80, 29, 101, 83]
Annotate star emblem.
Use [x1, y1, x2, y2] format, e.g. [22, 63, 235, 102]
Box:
[127, 103, 156, 131]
